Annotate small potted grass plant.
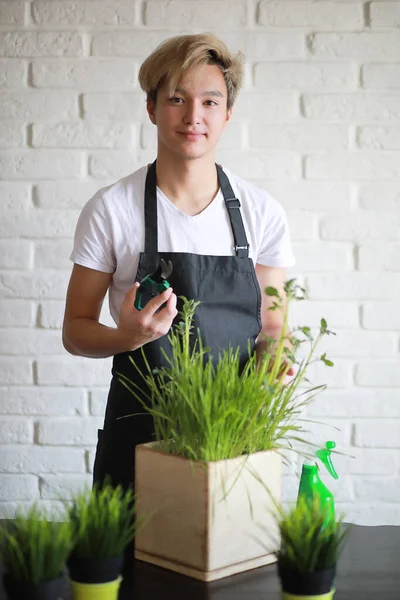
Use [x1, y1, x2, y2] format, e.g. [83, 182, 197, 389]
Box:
[273, 497, 348, 599]
[119, 279, 335, 581]
[0, 504, 72, 600]
[66, 483, 145, 600]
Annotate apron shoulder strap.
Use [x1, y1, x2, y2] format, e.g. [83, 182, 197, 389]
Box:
[144, 160, 250, 259]
[216, 164, 250, 259]
[144, 160, 158, 254]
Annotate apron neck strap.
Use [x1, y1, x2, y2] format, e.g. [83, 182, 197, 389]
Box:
[144, 160, 250, 258]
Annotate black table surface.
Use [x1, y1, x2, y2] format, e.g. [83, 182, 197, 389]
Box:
[1, 525, 399, 600]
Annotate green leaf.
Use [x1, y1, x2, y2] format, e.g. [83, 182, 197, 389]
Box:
[300, 326, 313, 341]
[265, 286, 280, 298]
[268, 301, 280, 311]
[320, 353, 334, 367]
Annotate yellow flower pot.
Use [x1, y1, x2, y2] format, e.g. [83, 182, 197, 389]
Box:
[70, 576, 122, 600]
[282, 589, 335, 600]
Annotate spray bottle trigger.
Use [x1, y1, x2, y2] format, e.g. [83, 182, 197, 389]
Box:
[315, 441, 339, 481]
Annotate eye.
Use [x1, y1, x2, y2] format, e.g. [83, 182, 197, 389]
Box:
[169, 96, 184, 103]
[204, 100, 218, 106]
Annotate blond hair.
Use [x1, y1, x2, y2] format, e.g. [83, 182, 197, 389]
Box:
[138, 33, 244, 109]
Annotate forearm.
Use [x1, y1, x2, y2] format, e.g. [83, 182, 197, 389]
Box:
[255, 324, 292, 363]
[63, 318, 138, 359]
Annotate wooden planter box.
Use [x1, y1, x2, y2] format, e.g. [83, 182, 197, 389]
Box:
[134, 442, 282, 581]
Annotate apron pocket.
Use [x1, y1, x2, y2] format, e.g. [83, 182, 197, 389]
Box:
[92, 424, 154, 492]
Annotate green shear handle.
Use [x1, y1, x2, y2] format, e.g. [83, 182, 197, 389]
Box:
[134, 259, 173, 311]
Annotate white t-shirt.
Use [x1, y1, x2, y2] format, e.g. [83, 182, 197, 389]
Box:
[70, 165, 295, 324]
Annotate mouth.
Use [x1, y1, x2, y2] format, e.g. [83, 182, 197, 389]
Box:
[178, 132, 206, 141]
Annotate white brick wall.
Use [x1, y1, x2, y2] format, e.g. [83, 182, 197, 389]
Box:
[0, 0, 399, 525]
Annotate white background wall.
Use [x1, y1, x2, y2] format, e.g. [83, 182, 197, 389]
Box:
[0, 0, 399, 524]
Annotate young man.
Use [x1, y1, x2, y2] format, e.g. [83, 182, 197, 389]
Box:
[63, 33, 295, 492]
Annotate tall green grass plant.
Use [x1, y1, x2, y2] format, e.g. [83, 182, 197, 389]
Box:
[67, 484, 145, 560]
[275, 497, 348, 574]
[0, 504, 72, 584]
[119, 280, 334, 462]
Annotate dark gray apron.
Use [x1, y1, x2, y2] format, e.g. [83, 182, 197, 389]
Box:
[93, 160, 262, 491]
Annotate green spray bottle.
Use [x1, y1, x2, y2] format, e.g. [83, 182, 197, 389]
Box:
[297, 441, 339, 522]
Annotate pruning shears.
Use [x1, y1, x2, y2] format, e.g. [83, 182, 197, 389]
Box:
[134, 259, 173, 311]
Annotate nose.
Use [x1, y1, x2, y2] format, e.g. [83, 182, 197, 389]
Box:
[183, 99, 202, 126]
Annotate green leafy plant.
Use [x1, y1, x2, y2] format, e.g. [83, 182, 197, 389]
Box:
[67, 483, 146, 559]
[274, 497, 348, 574]
[0, 504, 72, 584]
[119, 279, 335, 462]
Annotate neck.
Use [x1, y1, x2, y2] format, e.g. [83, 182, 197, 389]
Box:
[154, 149, 220, 216]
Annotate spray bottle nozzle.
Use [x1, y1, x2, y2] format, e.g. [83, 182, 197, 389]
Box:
[315, 441, 339, 480]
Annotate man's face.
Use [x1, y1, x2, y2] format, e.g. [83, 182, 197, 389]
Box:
[147, 64, 232, 161]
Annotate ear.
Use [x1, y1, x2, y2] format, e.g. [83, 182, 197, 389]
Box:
[224, 107, 233, 127]
[147, 99, 157, 125]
